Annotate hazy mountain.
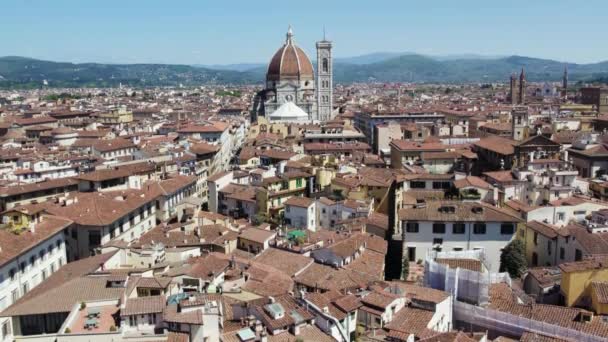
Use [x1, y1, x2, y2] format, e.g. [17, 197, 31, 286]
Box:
[194, 63, 265, 72]
[334, 52, 408, 65]
[0, 56, 259, 88]
[2, 54, 608, 88]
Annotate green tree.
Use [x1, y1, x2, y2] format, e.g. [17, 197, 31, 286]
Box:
[401, 256, 410, 281]
[252, 213, 268, 226]
[499, 239, 527, 278]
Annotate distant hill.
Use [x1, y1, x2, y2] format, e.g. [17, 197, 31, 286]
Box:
[0, 56, 259, 88]
[2, 54, 608, 88]
[335, 54, 608, 83]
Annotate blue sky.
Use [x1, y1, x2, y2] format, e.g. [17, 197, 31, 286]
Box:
[2, 0, 607, 65]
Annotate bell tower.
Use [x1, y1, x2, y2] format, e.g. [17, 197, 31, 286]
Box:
[518, 68, 526, 104]
[512, 106, 529, 141]
[316, 30, 333, 121]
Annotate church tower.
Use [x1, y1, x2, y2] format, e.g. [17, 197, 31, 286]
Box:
[518, 68, 526, 104]
[316, 33, 333, 121]
[511, 106, 528, 141]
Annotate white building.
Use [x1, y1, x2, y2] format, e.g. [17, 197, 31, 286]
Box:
[284, 196, 316, 231]
[0, 215, 72, 341]
[400, 201, 521, 272]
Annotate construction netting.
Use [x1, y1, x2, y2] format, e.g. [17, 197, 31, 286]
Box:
[424, 250, 511, 305]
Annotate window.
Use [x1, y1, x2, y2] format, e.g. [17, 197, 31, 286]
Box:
[296, 178, 303, 187]
[407, 247, 416, 262]
[2, 320, 11, 339]
[500, 223, 514, 235]
[557, 212, 565, 221]
[9, 269, 15, 281]
[42, 269, 47, 281]
[405, 222, 419, 233]
[547, 240, 552, 255]
[473, 223, 486, 234]
[533, 232, 538, 245]
[30, 256, 36, 266]
[432, 223, 446, 234]
[322, 58, 328, 72]
[11, 289, 18, 304]
[532, 252, 538, 266]
[575, 249, 583, 261]
[560, 247, 565, 260]
[453, 223, 466, 234]
[22, 282, 28, 295]
[410, 181, 426, 189]
[89, 230, 101, 247]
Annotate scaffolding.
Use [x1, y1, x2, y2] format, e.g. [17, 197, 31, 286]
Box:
[424, 250, 511, 306]
[454, 301, 607, 342]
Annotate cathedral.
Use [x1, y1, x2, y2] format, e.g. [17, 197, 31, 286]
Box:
[251, 27, 334, 122]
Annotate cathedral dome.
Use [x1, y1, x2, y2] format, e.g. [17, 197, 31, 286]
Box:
[267, 27, 314, 82]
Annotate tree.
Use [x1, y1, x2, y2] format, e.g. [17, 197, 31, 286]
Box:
[252, 213, 268, 226]
[401, 256, 410, 281]
[499, 239, 527, 278]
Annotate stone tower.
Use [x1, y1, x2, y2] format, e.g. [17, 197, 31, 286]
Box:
[509, 74, 518, 104]
[316, 34, 333, 121]
[512, 106, 529, 141]
[518, 68, 526, 104]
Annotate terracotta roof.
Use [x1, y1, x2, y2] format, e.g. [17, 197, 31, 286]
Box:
[92, 138, 136, 153]
[526, 221, 560, 239]
[267, 31, 314, 81]
[489, 283, 608, 338]
[284, 196, 314, 208]
[121, 295, 166, 316]
[46, 189, 158, 226]
[398, 200, 521, 223]
[483, 170, 516, 183]
[255, 248, 313, 277]
[0, 177, 78, 197]
[75, 162, 156, 182]
[453, 176, 491, 190]
[590, 281, 608, 305]
[385, 306, 436, 339]
[1, 254, 121, 316]
[520, 332, 568, 342]
[238, 227, 276, 244]
[473, 136, 517, 155]
[559, 257, 608, 273]
[361, 290, 399, 309]
[436, 258, 483, 272]
[0, 215, 73, 267]
[418, 331, 478, 342]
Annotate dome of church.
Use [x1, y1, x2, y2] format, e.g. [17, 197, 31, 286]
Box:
[267, 27, 314, 82]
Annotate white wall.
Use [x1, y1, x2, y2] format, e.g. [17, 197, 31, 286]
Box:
[403, 221, 516, 272]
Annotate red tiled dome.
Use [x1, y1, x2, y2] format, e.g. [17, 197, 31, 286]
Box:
[267, 28, 314, 82]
